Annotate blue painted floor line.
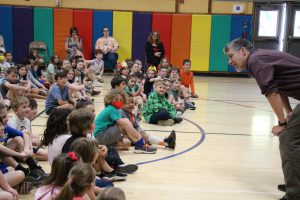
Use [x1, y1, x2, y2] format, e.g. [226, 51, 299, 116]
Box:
[136, 117, 206, 166]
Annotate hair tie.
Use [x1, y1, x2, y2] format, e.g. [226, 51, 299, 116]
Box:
[67, 152, 78, 161]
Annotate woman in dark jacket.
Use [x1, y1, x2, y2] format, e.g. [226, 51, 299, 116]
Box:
[145, 32, 165, 67]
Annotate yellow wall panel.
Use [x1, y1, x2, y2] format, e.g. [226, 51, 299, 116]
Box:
[190, 15, 211, 72]
[113, 11, 132, 62]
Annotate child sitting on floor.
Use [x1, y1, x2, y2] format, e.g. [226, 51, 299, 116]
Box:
[93, 89, 156, 154]
[143, 80, 182, 126]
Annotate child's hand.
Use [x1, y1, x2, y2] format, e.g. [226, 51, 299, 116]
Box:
[98, 145, 107, 156]
[24, 149, 33, 157]
[19, 151, 29, 159]
[7, 187, 18, 200]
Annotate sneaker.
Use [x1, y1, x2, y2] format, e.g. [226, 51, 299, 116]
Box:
[95, 178, 114, 187]
[174, 117, 183, 124]
[18, 181, 33, 194]
[26, 170, 45, 187]
[116, 164, 138, 174]
[191, 94, 198, 98]
[164, 130, 176, 149]
[157, 119, 174, 126]
[188, 105, 196, 110]
[91, 90, 101, 96]
[32, 166, 48, 178]
[102, 171, 127, 182]
[278, 184, 286, 192]
[134, 144, 157, 154]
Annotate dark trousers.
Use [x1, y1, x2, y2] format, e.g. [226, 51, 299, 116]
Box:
[103, 52, 118, 69]
[105, 146, 124, 169]
[149, 109, 171, 124]
[280, 104, 300, 200]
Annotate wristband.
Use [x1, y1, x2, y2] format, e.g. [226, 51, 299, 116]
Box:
[278, 120, 287, 126]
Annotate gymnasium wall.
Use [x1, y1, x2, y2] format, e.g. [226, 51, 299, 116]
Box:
[0, 5, 252, 72]
[0, 0, 253, 14]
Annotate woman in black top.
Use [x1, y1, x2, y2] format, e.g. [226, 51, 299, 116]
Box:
[145, 32, 165, 67]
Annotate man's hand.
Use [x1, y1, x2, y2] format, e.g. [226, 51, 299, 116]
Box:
[272, 125, 286, 136]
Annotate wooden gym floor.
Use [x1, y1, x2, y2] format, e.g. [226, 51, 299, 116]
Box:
[20, 75, 295, 200]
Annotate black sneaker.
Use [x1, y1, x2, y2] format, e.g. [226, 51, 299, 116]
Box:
[91, 90, 101, 96]
[164, 130, 176, 149]
[26, 170, 45, 187]
[116, 164, 138, 174]
[278, 184, 286, 192]
[102, 171, 127, 182]
[174, 117, 183, 124]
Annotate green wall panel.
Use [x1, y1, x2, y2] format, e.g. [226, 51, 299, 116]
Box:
[34, 7, 53, 61]
[209, 15, 231, 72]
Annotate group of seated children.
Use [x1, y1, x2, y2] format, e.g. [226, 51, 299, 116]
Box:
[0, 46, 198, 199]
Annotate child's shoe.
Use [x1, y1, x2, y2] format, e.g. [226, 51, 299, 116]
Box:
[116, 164, 139, 174]
[134, 144, 157, 154]
[157, 119, 174, 126]
[174, 117, 183, 124]
[102, 170, 127, 182]
[164, 130, 176, 149]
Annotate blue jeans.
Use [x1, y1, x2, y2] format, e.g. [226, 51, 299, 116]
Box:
[103, 52, 118, 69]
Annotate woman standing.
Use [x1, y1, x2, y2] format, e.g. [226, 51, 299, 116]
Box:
[145, 32, 165, 67]
[65, 27, 84, 60]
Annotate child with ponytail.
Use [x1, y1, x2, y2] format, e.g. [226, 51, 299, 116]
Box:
[35, 152, 81, 200]
[55, 163, 96, 200]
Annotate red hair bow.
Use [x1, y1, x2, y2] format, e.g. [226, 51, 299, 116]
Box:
[67, 152, 78, 161]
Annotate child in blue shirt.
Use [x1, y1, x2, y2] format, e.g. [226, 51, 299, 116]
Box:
[45, 70, 74, 115]
[93, 89, 156, 154]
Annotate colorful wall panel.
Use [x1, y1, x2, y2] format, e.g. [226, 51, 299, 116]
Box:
[93, 11, 113, 52]
[229, 15, 252, 72]
[54, 8, 73, 59]
[0, 6, 13, 54]
[209, 15, 231, 72]
[74, 9, 93, 59]
[152, 13, 173, 61]
[13, 7, 34, 63]
[34, 7, 53, 56]
[190, 15, 211, 71]
[170, 14, 192, 69]
[113, 11, 133, 62]
[132, 12, 152, 65]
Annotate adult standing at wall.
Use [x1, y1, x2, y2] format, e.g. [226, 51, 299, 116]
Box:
[65, 26, 84, 60]
[145, 31, 165, 67]
[95, 27, 119, 69]
[224, 38, 300, 200]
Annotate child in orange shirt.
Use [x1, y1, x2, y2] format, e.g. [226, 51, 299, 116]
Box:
[179, 59, 198, 98]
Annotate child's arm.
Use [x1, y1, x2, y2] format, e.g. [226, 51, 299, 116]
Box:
[4, 81, 27, 92]
[0, 144, 28, 158]
[168, 94, 174, 104]
[99, 63, 104, 77]
[65, 82, 85, 91]
[150, 77, 161, 82]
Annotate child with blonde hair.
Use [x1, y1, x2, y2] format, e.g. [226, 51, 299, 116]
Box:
[143, 80, 182, 126]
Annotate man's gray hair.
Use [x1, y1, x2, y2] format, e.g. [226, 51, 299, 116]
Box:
[224, 38, 255, 54]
